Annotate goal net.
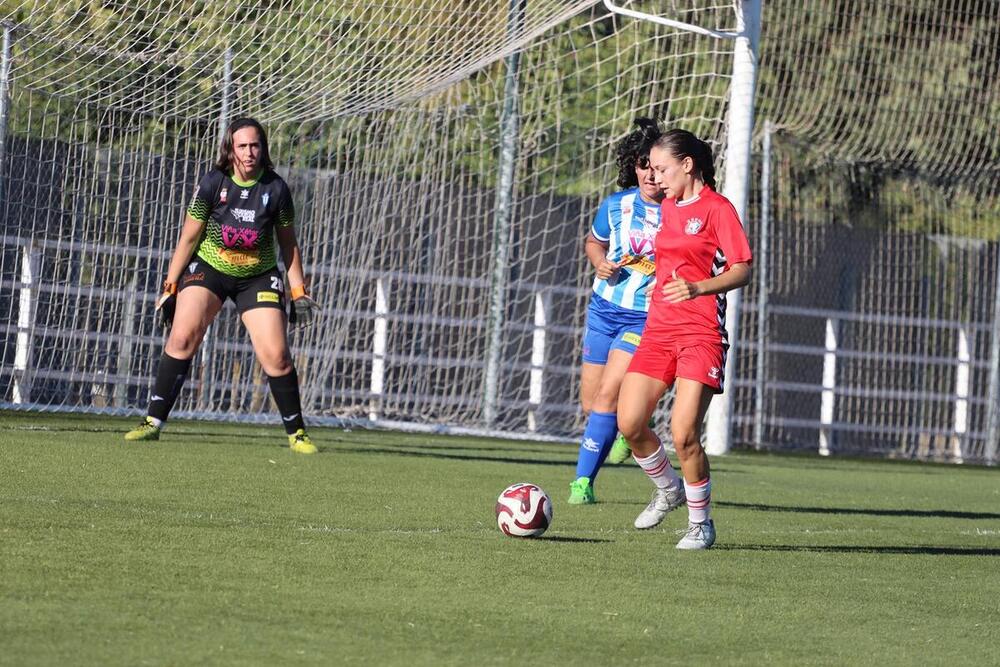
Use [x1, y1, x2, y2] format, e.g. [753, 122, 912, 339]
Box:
[0, 1, 736, 437]
[2, 1, 999, 463]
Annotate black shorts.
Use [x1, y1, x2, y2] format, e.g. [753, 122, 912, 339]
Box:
[179, 259, 286, 314]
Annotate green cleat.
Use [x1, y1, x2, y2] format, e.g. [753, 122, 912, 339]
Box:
[288, 429, 318, 454]
[567, 477, 596, 504]
[124, 417, 161, 442]
[607, 433, 632, 464]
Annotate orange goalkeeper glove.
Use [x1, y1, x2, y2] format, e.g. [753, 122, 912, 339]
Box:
[288, 284, 320, 328]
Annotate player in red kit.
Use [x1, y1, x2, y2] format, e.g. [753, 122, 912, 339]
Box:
[617, 129, 752, 549]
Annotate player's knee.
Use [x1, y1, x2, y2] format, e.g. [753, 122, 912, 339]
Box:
[591, 384, 620, 413]
[165, 329, 202, 358]
[260, 351, 292, 377]
[618, 413, 644, 443]
[671, 427, 701, 458]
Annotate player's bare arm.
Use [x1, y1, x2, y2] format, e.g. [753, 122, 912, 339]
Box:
[585, 233, 621, 280]
[163, 215, 206, 285]
[276, 224, 306, 289]
[662, 262, 750, 303]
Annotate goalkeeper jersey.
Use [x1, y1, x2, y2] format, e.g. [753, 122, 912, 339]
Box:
[590, 187, 661, 312]
[187, 168, 295, 278]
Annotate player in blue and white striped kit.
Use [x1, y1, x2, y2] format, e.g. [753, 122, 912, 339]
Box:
[569, 118, 675, 505]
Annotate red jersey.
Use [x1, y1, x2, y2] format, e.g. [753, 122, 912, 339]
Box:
[644, 186, 752, 344]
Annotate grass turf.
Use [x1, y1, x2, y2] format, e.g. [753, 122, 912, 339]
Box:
[1, 411, 999, 665]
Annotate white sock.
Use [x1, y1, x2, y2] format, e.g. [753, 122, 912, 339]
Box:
[685, 478, 712, 523]
[634, 441, 681, 490]
[147, 416, 163, 428]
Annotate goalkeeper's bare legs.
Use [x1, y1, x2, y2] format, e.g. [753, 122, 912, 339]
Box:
[242, 307, 316, 453]
[125, 286, 222, 441]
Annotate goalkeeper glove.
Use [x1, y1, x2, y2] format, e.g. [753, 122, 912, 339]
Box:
[288, 284, 320, 328]
[156, 281, 177, 329]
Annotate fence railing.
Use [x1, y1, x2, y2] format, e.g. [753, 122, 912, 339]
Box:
[4, 232, 998, 462]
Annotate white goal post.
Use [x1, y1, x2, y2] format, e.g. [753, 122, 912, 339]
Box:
[603, 0, 762, 455]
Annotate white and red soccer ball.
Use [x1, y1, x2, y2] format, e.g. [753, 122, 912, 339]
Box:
[495, 482, 552, 538]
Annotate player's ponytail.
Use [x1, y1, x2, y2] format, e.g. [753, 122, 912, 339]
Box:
[655, 129, 717, 190]
[614, 117, 663, 189]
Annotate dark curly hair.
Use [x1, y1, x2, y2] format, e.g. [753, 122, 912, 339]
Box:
[214, 117, 274, 174]
[615, 117, 663, 188]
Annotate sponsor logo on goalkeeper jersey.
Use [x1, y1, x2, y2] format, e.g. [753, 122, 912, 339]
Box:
[240, 189, 249, 200]
[221, 223, 259, 248]
[257, 291, 280, 303]
[229, 208, 256, 225]
[218, 248, 260, 266]
[684, 217, 704, 235]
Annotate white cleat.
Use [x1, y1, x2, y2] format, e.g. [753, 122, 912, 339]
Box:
[676, 519, 716, 550]
[633, 483, 686, 529]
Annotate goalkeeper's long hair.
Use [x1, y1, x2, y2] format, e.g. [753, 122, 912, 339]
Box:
[615, 117, 663, 188]
[215, 117, 274, 173]
[653, 129, 717, 190]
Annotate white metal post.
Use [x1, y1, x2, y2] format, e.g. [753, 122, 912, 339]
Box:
[0, 22, 12, 210]
[216, 48, 233, 147]
[819, 318, 838, 456]
[370, 278, 388, 422]
[483, 0, 526, 427]
[115, 273, 139, 407]
[952, 328, 969, 464]
[705, 0, 763, 455]
[527, 291, 550, 432]
[986, 246, 1000, 465]
[753, 120, 772, 450]
[13, 240, 40, 404]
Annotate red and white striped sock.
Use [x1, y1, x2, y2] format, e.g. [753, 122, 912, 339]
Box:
[634, 442, 681, 490]
[685, 478, 712, 523]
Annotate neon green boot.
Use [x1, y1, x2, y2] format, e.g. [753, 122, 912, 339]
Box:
[568, 477, 596, 504]
[124, 417, 161, 442]
[289, 429, 318, 454]
[607, 434, 632, 464]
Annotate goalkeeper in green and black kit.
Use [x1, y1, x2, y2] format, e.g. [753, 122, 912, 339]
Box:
[125, 117, 321, 453]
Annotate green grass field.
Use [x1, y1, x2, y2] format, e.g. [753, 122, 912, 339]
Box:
[2, 411, 999, 666]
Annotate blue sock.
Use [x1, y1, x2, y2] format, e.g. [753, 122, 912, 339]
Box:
[575, 411, 619, 482]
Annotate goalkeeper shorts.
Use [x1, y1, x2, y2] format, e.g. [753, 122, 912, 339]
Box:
[179, 260, 286, 314]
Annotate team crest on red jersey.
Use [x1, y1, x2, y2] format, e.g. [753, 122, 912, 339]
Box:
[684, 217, 704, 235]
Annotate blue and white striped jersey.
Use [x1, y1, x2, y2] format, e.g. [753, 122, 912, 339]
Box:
[590, 188, 661, 312]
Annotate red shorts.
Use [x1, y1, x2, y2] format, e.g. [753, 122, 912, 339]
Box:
[627, 337, 728, 393]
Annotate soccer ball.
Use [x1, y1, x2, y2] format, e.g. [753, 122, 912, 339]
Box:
[495, 482, 552, 538]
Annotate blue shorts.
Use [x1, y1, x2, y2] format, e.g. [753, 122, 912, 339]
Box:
[581, 294, 648, 364]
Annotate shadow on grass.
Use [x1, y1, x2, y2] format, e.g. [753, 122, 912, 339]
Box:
[539, 535, 612, 543]
[717, 501, 1000, 520]
[354, 447, 571, 467]
[718, 544, 1000, 556]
